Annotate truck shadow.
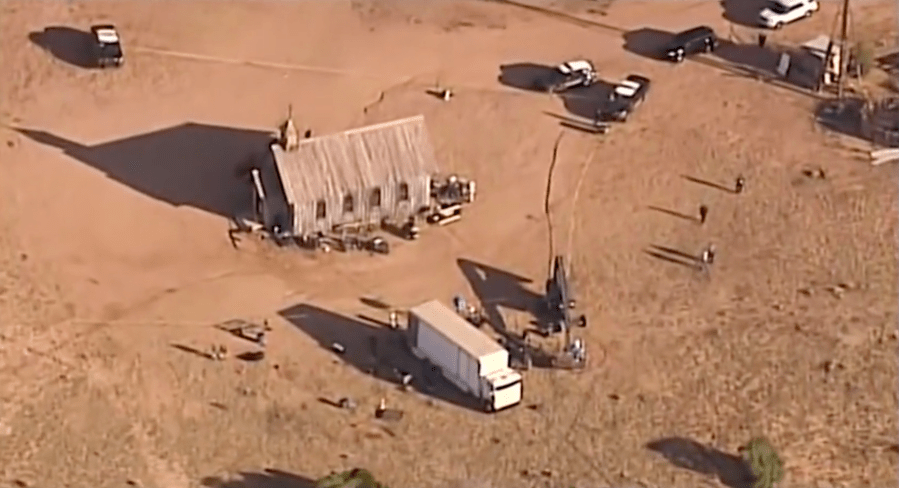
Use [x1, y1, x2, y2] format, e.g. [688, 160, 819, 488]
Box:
[622, 27, 675, 61]
[497, 62, 558, 92]
[279, 303, 483, 412]
[720, 0, 768, 28]
[28, 26, 96, 69]
[559, 81, 617, 120]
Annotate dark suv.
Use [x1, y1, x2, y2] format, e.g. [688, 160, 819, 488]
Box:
[664, 26, 718, 63]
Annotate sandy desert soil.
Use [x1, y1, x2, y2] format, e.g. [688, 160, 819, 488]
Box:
[0, 1, 897, 487]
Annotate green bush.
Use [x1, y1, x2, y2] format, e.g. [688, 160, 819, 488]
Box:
[315, 469, 387, 488]
[739, 437, 784, 488]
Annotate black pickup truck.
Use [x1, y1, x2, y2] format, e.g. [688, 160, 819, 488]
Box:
[599, 74, 651, 122]
[90, 24, 124, 68]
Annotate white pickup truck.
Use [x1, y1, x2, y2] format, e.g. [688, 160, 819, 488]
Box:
[407, 300, 523, 412]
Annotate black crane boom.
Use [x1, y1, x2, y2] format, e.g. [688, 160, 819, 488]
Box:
[545, 255, 583, 332]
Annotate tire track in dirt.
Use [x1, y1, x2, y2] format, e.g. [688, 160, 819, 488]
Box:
[536, 130, 616, 484]
[488, 0, 625, 35]
[564, 146, 597, 267]
[0, 268, 268, 440]
[544, 131, 565, 275]
[86, 364, 191, 488]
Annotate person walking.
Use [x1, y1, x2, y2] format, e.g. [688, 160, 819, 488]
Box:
[701, 244, 716, 265]
[227, 228, 240, 249]
[388, 311, 399, 330]
[698, 204, 709, 225]
[734, 176, 745, 194]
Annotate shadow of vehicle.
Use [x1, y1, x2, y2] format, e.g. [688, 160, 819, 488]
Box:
[16, 123, 275, 219]
[28, 26, 97, 68]
[201, 468, 315, 488]
[497, 62, 559, 92]
[278, 303, 483, 412]
[559, 81, 616, 120]
[646, 437, 754, 488]
[622, 27, 675, 61]
[720, 0, 767, 28]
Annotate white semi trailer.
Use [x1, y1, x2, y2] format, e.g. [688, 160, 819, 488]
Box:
[407, 300, 522, 412]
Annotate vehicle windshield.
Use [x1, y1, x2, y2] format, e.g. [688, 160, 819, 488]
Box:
[671, 29, 705, 47]
[494, 379, 521, 392]
[767, 1, 789, 14]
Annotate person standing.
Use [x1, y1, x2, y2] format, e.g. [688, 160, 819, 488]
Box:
[388, 311, 399, 330]
[701, 244, 716, 265]
[698, 204, 709, 224]
[734, 176, 745, 194]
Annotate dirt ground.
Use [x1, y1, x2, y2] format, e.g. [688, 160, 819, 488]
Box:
[1, 1, 897, 487]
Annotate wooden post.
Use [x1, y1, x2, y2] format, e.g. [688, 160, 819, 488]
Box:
[837, 0, 851, 99]
[251, 169, 266, 224]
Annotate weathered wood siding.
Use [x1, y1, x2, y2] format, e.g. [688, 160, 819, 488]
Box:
[270, 115, 439, 235]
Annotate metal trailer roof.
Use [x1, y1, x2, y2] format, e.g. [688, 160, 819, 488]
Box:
[409, 300, 505, 360]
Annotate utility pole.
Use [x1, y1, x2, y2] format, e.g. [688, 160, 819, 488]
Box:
[836, 0, 851, 99]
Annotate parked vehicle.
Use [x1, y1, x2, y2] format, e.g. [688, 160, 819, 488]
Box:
[601, 74, 651, 122]
[407, 300, 523, 412]
[90, 24, 124, 68]
[548, 59, 598, 93]
[664, 26, 718, 63]
[759, 0, 819, 29]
